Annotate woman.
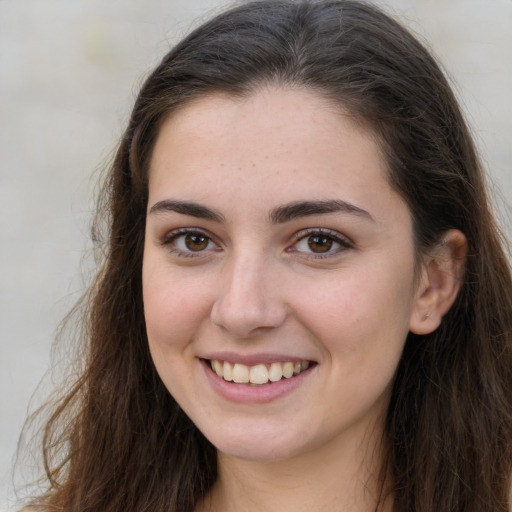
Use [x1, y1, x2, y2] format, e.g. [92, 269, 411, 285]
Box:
[21, 1, 512, 511]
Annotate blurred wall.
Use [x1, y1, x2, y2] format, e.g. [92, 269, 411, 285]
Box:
[1, 0, 510, 509]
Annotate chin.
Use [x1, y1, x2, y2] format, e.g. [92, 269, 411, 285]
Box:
[200, 419, 317, 462]
[216, 439, 298, 462]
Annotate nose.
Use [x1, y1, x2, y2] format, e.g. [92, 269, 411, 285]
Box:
[210, 252, 287, 338]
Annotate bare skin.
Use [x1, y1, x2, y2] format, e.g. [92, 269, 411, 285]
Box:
[143, 87, 465, 512]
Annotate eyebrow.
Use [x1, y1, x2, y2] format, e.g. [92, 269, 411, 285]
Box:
[148, 199, 373, 224]
[269, 200, 374, 224]
[149, 200, 226, 223]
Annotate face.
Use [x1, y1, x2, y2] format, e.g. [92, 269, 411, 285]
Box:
[143, 87, 424, 462]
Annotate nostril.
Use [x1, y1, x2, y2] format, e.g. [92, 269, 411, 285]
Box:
[210, 294, 286, 338]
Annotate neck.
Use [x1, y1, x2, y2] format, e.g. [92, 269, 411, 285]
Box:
[197, 421, 392, 512]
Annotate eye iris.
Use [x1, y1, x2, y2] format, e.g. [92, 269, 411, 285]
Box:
[308, 235, 333, 253]
[185, 234, 209, 251]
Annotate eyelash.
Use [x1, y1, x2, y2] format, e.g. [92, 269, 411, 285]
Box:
[161, 228, 353, 259]
[289, 228, 353, 259]
[161, 228, 220, 258]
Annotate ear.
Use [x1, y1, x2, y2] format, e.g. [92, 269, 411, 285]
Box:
[409, 229, 467, 335]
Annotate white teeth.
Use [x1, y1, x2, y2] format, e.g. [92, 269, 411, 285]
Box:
[269, 362, 283, 382]
[209, 359, 311, 384]
[282, 362, 294, 378]
[213, 359, 223, 377]
[223, 361, 233, 381]
[232, 363, 249, 383]
[249, 364, 269, 385]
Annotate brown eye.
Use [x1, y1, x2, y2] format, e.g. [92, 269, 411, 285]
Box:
[292, 229, 351, 258]
[184, 234, 209, 251]
[166, 231, 218, 255]
[307, 235, 334, 253]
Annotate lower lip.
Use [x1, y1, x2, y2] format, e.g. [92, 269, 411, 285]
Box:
[201, 360, 315, 404]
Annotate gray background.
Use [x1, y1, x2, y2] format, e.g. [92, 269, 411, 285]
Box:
[1, 0, 511, 509]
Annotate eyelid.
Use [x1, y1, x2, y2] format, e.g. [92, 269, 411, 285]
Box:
[160, 227, 221, 256]
[288, 228, 354, 257]
[292, 227, 354, 244]
[159, 226, 353, 259]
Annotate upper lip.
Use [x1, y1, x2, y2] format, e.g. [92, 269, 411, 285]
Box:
[201, 351, 316, 366]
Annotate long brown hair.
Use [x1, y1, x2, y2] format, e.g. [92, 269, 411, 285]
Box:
[21, 1, 512, 511]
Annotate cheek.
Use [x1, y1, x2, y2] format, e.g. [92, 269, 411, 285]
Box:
[142, 258, 212, 354]
[142, 262, 210, 403]
[291, 262, 415, 359]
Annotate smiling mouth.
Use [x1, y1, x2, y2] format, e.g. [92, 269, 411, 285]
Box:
[207, 359, 312, 385]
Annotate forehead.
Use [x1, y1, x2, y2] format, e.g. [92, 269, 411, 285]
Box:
[148, 87, 400, 221]
[153, 87, 376, 150]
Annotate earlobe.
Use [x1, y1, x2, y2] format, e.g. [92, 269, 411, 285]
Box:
[409, 229, 467, 335]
